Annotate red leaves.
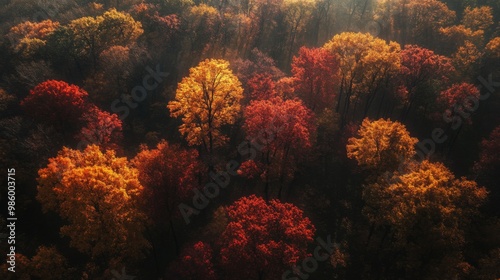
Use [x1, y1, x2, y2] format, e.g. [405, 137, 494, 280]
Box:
[400, 45, 454, 89]
[77, 106, 122, 151]
[439, 83, 480, 108]
[132, 140, 201, 223]
[21, 80, 89, 129]
[220, 195, 315, 278]
[243, 97, 315, 153]
[292, 47, 339, 111]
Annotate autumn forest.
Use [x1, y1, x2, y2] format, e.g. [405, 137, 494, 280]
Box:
[0, 0, 499, 279]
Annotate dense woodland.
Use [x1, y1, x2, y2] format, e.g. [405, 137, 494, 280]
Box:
[0, 0, 499, 279]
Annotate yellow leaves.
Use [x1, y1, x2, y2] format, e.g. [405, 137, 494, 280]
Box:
[363, 160, 487, 244]
[462, 6, 494, 31]
[168, 59, 243, 149]
[452, 40, 482, 75]
[36, 145, 148, 263]
[347, 118, 417, 171]
[323, 32, 401, 97]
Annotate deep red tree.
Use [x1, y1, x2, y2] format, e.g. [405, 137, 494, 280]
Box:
[220, 195, 315, 279]
[241, 97, 315, 199]
[21, 80, 89, 130]
[439, 83, 480, 109]
[291, 46, 339, 112]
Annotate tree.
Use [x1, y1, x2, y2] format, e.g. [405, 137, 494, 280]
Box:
[30, 246, 73, 280]
[36, 145, 149, 271]
[281, 0, 317, 64]
[347, 118, 418, 172]
[220, 195, 315, 279]
[462, 6, 494, 31]
[168, 242, 216, 280]
[363, 160, 487, 278]
[49, 9, 143, 67]
[76, 105, 123, 151]
[399, 45, 455, 118]
[241, 97, 315, 199]
[323, 32, 401, 125]
[132, 140, 201, 254]
[403, 0, 456, 48]
[168, 59, 243, 155]
[247, 73, 278, 101]
[485, 37, 500, 59]
[291, 46, 339, 112]
[438, 83, 480, 110]
[7, 19, 60, 57]
[20, 80, 89, 131]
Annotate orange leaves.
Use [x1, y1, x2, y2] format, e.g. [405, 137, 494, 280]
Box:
[363, 160, 487, 234]
[347, 118, 418, 172]
[168, 59, 243, 151]
[7, 19, 59, 57]
[36, 145, 148, 263]
[220, 195, 315, 278]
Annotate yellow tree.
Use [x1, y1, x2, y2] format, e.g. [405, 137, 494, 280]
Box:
[323, 32, 401, 124]
[363, 160, 488, 278]
[7, 19, 59, 57]
[462, 6, 494, 32]
[61, 8, 143, 66]
[36, 145, 149, 272]
[168, 59, 243, 156]
[347, 118, 418, 173]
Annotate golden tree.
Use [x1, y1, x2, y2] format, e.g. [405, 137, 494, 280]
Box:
[36, 145, 149, 268]
[363, 160, 488, 278]
[323, 32, 401, 123]
[168, 59, 243, 154]
[347, 118, 418, 172]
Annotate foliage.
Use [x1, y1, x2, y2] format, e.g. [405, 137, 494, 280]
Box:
[36, 145, 149, 265]
[168, 59, 243, 152]
[220, 195, 315, 279]
[347, 118, 418, 171]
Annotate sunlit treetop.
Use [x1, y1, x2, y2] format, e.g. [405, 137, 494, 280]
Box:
[7, 19, 59, 57]
[20, 80, 89, 130]
[36, 145, 148, 263]
[364, 160, 488, 235]
[168, 59, 243, 151]
[347, 118, 418, 172]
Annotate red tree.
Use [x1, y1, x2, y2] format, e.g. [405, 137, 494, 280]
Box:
[220, 195, 315, 280]
[399, 45, 455, 117]
[291, 46, 339, 112]
[247, 73, 277, 101]
[168, 242, 216, 280]
[21, 80, 89, 130]
[439, 83, 480, 109]
[241, 97, 315, 199]
[132, 140, 201, 254]
[77, 106, 122, 151]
